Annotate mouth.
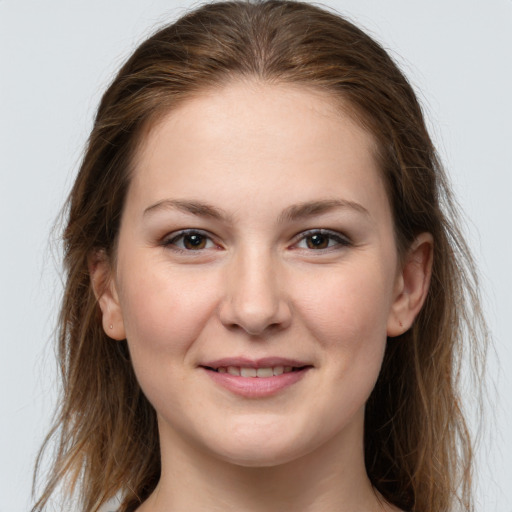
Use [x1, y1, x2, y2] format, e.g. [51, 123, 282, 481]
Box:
[202, 365, 310, 377]
[199, 358, 312, 397]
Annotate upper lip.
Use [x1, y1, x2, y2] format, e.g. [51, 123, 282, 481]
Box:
[200, 357, 312, 369]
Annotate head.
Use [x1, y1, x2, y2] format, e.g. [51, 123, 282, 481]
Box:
[34, 2, 480, 511]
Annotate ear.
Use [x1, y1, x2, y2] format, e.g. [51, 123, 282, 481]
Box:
[387, 232, 433, 337]
[88, 250, 126, 340]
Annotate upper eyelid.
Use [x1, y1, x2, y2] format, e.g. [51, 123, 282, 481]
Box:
[293, 228, 351, 243]
[165, 228, 212, 238]
[161, 228, 351, 248]
[163, 228, 217, 245]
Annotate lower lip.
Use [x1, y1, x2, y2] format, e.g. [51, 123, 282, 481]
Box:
[202, 368, 311, 398]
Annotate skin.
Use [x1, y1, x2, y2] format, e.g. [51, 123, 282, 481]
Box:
[93, 81, 432, 512]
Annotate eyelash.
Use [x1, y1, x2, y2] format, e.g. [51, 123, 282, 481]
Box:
[292, 229, 352, 251]
[162, 229, 351, 253]
[162, 229, 218, 252]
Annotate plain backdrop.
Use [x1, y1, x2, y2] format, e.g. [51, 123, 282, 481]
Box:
[1, 1, 511, 511]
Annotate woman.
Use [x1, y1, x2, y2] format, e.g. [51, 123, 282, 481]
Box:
[32, 1, 487, 511]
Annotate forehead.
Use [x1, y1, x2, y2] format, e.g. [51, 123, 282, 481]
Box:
[128, 80, 388, 220]
[139, 80, 377, 157]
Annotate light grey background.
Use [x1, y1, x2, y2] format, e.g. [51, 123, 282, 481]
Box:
[1, 1, 511, 511]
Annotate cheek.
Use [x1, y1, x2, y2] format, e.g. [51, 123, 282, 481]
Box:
[117, 260, 221, 358]
[295, 261, 394, 349]
[295, 265, 393, 420]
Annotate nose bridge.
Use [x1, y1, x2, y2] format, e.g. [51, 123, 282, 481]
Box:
[219, 243, 290, 335]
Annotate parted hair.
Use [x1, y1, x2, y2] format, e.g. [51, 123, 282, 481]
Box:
[33, 1, 487, 511]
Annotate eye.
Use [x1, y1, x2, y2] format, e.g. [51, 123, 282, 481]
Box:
[294, 230, 351, 250]
[164, 230, 217, 251]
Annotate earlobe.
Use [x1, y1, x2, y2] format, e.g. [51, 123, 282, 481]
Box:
[387, 232, 434, 337]
[88, 250, 126, 341]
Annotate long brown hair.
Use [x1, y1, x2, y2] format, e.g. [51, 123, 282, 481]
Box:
[33, 1, 488, 511]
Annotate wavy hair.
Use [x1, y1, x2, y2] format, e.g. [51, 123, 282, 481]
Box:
[33, 1, 488, 511]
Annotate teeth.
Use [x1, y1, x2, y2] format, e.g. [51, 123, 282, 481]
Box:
[256, 367, 273, 378]
[215, 365, 301, 377]
[240, 367, 257, 377]
[273, 366, 284, 375]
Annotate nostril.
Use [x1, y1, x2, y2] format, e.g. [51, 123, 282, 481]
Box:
[217, 280, 292, 335]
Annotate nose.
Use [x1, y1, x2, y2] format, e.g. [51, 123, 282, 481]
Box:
[218, 249, 292, 336]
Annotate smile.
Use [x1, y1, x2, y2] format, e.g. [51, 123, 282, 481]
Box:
[208, 366, 302, 377]
[200, 358, 312, 398]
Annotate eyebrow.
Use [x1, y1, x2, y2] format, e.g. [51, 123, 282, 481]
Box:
[278, 199, 370, 223]
[143, 198, 369, 223]
[143, 199, 232, 221]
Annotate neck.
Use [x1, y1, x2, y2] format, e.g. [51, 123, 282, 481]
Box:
[138, 412, 394, 512]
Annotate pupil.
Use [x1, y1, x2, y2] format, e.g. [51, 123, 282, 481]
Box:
[307, 234, 328, 249]
[185, 234, 205, 249]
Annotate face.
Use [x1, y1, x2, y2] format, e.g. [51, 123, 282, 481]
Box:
[100, 81, 413, 467]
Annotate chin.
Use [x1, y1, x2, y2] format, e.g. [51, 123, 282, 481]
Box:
[216, 443, 308, 468]
[203, 418, 317, 468]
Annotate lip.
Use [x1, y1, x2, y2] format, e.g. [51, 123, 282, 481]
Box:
[201, 357, 310, 369]
[199, 357, 313, 398]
